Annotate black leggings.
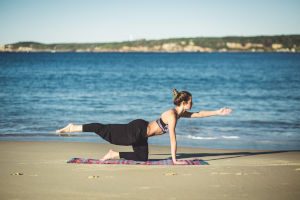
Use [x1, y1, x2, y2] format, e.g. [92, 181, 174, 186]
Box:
[82, 119, 149, 161]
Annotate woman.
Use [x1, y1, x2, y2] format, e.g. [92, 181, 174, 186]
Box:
[56, 88, 232, 165]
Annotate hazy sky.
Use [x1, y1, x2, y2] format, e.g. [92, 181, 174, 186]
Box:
[0, 0, 299, 44]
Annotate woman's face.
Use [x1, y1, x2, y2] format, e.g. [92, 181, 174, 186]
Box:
[184, 97, 193, 110]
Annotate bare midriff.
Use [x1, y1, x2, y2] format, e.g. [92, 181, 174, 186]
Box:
[146, 120, 165, 137]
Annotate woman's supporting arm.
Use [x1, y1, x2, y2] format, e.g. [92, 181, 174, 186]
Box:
[168, 114, 186, 164]
[170, 132, 177, 163]
[168, 114, 177, 162]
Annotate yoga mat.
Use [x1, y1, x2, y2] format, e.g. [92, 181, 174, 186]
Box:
[67, 157, 209, 165]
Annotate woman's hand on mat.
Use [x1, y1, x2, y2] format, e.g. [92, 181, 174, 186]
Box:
[173, 160, 186, 165]
[217, 107, 232, 116]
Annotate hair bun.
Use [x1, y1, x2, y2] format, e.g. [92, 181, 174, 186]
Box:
[172, 89, 192, 106]
[172, 88, 179, 99]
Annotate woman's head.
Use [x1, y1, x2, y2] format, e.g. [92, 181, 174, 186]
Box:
[172, 88, 193, 109]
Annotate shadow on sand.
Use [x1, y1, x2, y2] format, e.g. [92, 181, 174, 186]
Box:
[149, 150, 300, 162]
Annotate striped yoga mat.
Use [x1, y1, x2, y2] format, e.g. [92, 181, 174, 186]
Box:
[67, 157, 209, 165]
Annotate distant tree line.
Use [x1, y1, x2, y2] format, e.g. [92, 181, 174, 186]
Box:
[3, 35, 300, 52]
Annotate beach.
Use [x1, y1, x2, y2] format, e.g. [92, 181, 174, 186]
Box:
[1, 141, 300, 200]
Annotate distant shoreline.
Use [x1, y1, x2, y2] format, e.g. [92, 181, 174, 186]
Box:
[1, 35, 299, 53]
[1, 51, 299, 54]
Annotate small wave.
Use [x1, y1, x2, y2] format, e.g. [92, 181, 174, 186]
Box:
[0, 133, 95, 137]
[0, 133, 56, 137]
[221, 136, 240, 139]
[186, 135, 217, 140]
[185, 135, 240, 140]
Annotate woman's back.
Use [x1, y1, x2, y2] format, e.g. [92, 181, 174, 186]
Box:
[146, 108, 178, 137]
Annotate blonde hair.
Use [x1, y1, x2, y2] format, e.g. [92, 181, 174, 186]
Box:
[172, 88, 192, 106]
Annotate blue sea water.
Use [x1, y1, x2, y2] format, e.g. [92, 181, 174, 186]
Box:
[0, 52, 300, 150]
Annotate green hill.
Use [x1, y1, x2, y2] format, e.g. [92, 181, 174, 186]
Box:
[2, 35, 300, 52]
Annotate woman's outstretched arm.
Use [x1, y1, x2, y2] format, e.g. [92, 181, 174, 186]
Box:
[181, 107, 232, 118]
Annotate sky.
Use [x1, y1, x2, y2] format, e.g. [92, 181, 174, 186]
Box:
[0, 0, 299, 44]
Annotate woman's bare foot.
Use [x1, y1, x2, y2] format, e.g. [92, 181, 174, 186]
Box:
[101, 149, 120, 161]
[56, 123, 74, 136]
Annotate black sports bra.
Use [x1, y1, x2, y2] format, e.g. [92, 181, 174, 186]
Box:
[156, 118, 169, 133]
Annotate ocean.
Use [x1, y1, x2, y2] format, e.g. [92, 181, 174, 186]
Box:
[0, 52, 299, 150]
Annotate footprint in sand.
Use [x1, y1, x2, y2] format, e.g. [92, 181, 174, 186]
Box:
[210, 172, 231, 175]
[88, 175, 100, 179]
[235, 172, 249, 175]
[219, 172, 231, 175]
[164, 172, 177, 176]
[11, 172, 23, 176]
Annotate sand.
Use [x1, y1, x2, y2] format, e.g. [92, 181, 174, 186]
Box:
[1, 141, 300, 200]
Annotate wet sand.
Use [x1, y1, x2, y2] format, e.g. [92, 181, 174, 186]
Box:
[1, 141, 300, 200]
